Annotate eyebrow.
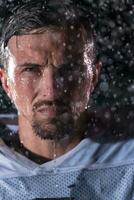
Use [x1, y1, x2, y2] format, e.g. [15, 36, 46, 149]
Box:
[17, 61, 77, 69]
[17, 63, 42, 68]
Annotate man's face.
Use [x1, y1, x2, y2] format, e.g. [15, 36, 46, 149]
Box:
[2, 29, 96, 140]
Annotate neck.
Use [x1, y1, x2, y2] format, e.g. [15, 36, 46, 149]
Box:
[18, 116, 81, 161]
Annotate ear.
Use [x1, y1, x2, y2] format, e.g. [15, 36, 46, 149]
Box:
[0, 68, 12, 99]
[91, 61, 102, 92]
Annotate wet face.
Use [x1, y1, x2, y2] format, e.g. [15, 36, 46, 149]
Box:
[2, 29, 96, 140]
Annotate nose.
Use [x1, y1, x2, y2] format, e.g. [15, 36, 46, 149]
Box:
[37, 66, 57, 100]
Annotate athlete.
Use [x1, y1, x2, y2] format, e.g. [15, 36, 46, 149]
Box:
[0, 1, 133, 199]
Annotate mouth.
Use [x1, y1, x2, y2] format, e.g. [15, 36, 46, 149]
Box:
[33, 99, 70, 117]
[34, 104, 69, 117]
[35, 105, 56, 117]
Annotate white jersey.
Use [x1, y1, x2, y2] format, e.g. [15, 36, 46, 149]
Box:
[0, 138, 134, 199]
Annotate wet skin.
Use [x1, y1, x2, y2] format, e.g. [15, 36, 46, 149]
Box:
[0, 28, 100, 160]
[5, 30, 93, 134]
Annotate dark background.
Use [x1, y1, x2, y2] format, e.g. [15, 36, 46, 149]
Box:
[0, 0, 133, 139]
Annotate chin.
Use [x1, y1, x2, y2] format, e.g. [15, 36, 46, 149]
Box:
[32, 116, 75, 141]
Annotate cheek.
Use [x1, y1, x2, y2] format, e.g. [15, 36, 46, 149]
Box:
[69, 71, 93, 114]
[10, 78, 35, 110]
[71, 71, 93, 100]
[17, 78, 33, 94]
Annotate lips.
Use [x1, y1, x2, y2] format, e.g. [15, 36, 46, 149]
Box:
[33, 99, 70, 117]
[35, 104, 69, 116]
[36, 105, 56, 116]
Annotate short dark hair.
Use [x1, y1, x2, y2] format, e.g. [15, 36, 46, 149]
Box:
[0, 0, 97, 69]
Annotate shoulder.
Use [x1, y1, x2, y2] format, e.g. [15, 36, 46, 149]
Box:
[85, 138, 134, 167]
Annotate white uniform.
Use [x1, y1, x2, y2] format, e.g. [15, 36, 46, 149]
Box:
[0, 138, 134, 200]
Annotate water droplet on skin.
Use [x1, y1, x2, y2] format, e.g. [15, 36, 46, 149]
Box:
[63, 42, 66, 47]
[78, 77, 82, 84]
[85, 106, 88, 110]
[53, 153, 57, 159]
[52, 141, 58, 173]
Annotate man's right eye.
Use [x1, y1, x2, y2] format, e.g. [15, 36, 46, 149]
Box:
[19, 63, 42, 74]
[22, 67, 41, 75]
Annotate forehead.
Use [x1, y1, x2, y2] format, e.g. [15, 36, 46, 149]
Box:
[8, 30, 66, 54]
[7, 29, 85, 65]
